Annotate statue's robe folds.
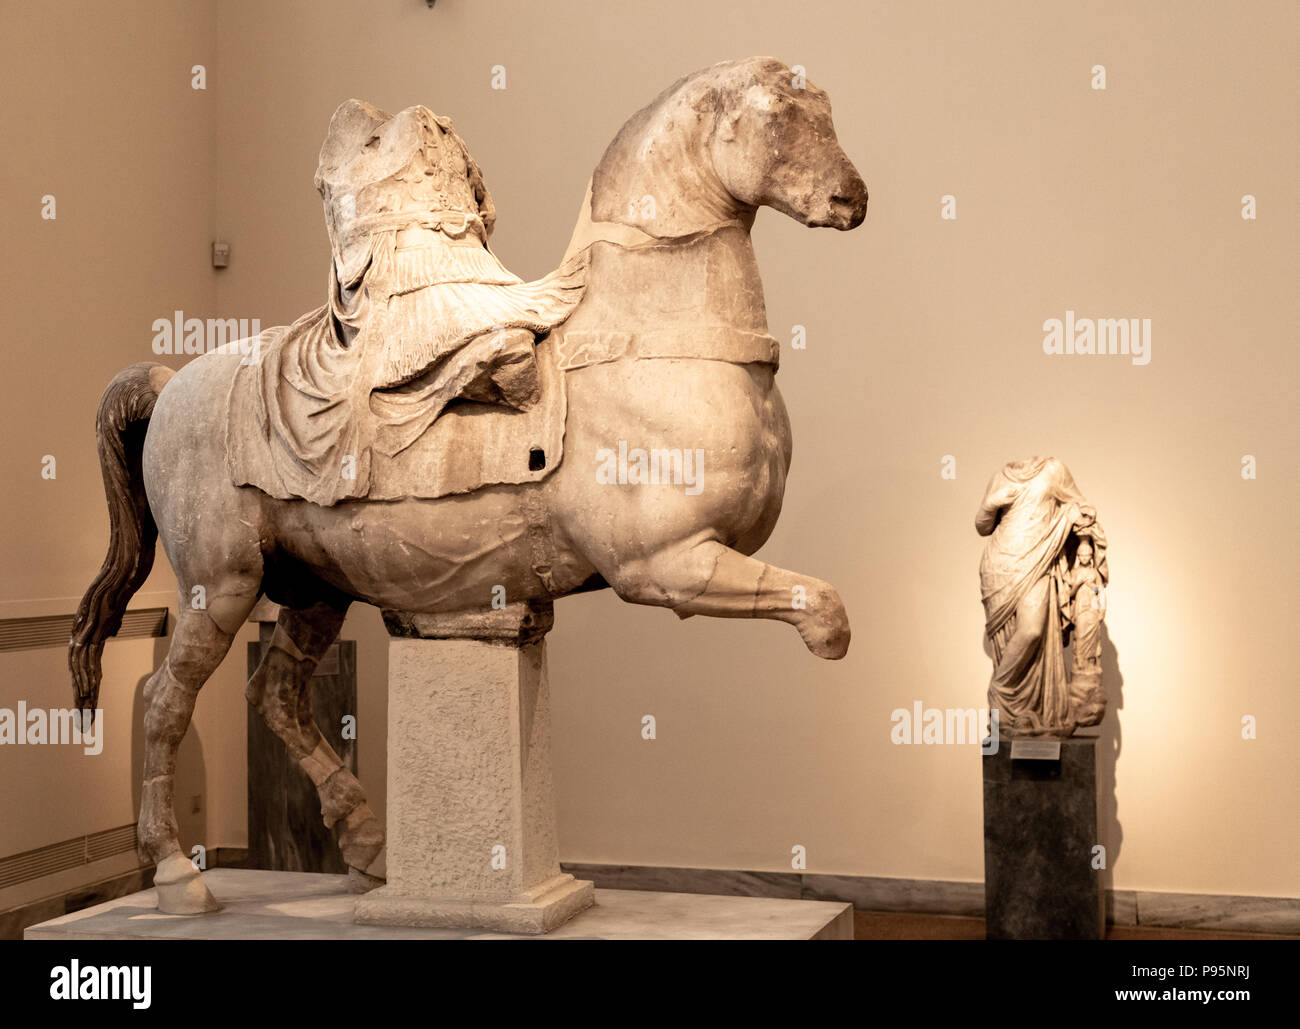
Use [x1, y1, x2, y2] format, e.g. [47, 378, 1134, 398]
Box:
[977, 457, 1107, 732]
[226, 228, 586, 506]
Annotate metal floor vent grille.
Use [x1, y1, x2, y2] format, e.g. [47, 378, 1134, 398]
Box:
[0, 607, 167, 654]
[0, 824, 140, 891]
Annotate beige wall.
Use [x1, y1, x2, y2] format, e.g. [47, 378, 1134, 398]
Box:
[2, 0, 1296, 902]
[0, 0, 240, 887]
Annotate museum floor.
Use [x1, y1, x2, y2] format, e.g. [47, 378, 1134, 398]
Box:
[13, 871, 1297, 940]
[852, 912, 1297, 941]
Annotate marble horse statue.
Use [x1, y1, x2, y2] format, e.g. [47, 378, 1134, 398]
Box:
[68, 57, 868, 913]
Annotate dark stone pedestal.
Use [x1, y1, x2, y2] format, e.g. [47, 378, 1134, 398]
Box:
[982, 733, 1105, 939]
[247, 622, 357, 874]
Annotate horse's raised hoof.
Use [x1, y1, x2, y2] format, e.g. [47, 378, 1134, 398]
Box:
[799, 585, 851, 660]
[154, 852, 221, 914]
[807, 623, 851, 660]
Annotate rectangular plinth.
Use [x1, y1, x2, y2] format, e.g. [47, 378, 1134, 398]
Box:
[355, 874, 594, 934]
[384, 636, 561, 904]
[982, 733, 1105, 939]
[24, 869, 852, 940]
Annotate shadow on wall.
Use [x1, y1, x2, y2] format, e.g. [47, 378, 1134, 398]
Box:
[129, 634, 207, 867]
[1097, 625, 1124, 892]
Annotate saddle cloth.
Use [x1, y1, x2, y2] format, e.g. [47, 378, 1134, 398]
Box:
[225, 328, 567, 503]
[369, 333, 566, 501]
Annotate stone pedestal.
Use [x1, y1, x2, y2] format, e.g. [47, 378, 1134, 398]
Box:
[354, 601, 593, 934]
[982, 732, 1105, 940]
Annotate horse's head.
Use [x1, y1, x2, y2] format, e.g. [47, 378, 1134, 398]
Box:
[709, 58, 867, 230]
[587, 58, 867, 240]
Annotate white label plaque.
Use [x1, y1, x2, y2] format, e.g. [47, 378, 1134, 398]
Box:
[1010, 739, 1061, 761]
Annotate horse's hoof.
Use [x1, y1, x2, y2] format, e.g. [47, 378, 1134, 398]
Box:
[362, 845, 386, 881]
[338, 806, 386, 873]
[348, 865, 385, 893]
[799, 585, 851, 659]
[154, 852, 221, 914]
[807, 623, 851, 660]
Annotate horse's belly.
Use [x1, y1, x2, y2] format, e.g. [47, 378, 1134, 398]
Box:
[272, 489, 567, 613]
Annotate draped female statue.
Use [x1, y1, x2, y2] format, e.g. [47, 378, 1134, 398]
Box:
[976, 457, 1109, 737]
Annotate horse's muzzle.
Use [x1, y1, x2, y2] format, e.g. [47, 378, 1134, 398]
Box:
[804, 168, 868, 230]
[828, 174, 868, 230]
[829, 193, 867, 229]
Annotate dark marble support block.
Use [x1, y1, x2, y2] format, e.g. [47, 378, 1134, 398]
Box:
[982, 734, 1104, 940]
[247, 632, 357, 874]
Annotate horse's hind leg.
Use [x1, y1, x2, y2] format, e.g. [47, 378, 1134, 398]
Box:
[246, 601, 387, 888]
[606, 539, 851, 659]
[141, 598, 254, 914]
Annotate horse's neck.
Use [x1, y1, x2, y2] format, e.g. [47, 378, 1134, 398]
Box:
[561, 182, 655, 261]
[562, 179, 754, 262]
[561, 210, 771, 344]
[561, 103, 771, 344]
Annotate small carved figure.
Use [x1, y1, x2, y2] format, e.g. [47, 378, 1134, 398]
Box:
[1065, 538, 1105, 674]
[1063, 536, 1108, 726]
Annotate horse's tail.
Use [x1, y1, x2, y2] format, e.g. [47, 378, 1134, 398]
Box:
[69, 362, 176, 714]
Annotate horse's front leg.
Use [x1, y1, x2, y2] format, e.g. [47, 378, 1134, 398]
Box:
[607, 539, 850, 659]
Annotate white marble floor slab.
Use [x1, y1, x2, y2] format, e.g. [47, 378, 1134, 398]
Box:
[25, 869, 852, 940]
